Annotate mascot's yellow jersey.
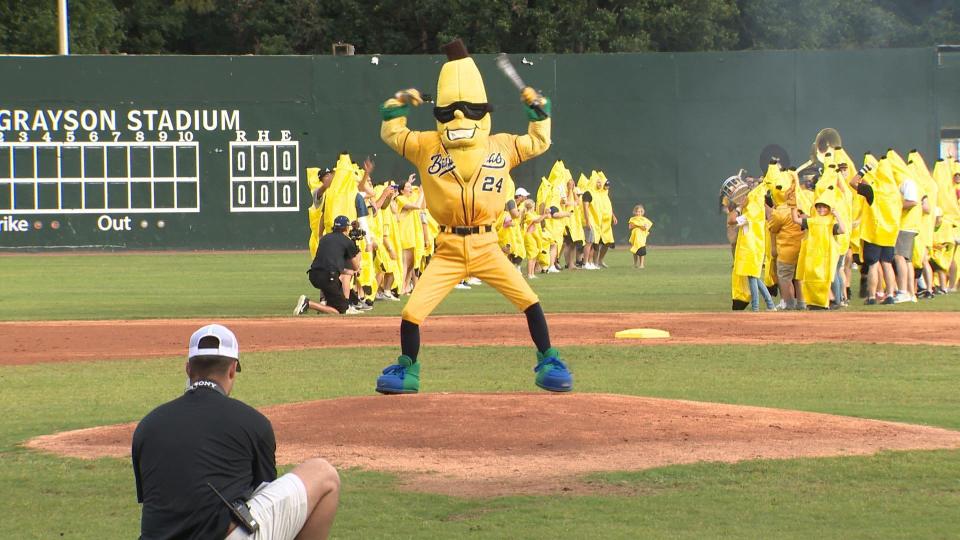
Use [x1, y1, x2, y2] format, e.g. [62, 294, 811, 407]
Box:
[733, 183, 767, 278]
[380, 119, 549, 228]
[628, 216, 653, 251]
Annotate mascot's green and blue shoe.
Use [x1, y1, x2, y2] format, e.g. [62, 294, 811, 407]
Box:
[534, 348, 573, 392]
[376, 355, 420, 394]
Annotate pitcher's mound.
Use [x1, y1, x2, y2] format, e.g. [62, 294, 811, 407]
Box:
[26, 393, 960, 496]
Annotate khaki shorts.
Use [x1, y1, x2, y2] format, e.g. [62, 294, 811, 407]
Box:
[225, 473, 308, 540]
[776, 261, 797, 282]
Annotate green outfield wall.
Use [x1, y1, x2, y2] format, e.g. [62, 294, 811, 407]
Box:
[0, 47, 957, 250]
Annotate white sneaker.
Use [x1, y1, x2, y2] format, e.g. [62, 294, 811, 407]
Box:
[465, 277, 482, 286]
[294, 295, 309, 315]
[599, 262, 609, 268]
[527, 274, 538, 279]
[546, 266, 560, 273]
[583, 263, 597, 270]
[344, 306, 362, 314]
[454, 282, 471, 290]
[385, 292, 401, 301]
[894, 291, 912, 303]
[375, 292, 390, 300]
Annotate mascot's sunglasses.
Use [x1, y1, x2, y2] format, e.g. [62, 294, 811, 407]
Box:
[432, 101, 493, 123]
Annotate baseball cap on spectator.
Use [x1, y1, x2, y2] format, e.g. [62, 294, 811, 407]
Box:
[333, 215, 350, 230]
[515, 188, 530, 198]
[188, 324, 240, 370]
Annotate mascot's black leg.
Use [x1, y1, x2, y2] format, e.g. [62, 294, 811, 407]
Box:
[524, 303, 551, 353]
[400, 319, 420, 361]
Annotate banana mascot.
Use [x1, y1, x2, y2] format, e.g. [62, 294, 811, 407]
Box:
[374, 39, 572, 395]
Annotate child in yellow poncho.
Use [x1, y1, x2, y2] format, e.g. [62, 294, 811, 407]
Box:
[730, 182, 777, 312]
[628, 204, 653, 268]
[793, 193, 846, 310]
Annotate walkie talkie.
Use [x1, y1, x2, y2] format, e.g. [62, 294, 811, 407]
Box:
[207, 482, 260, 534]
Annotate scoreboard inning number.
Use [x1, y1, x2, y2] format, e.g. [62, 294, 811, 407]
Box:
[230, 142, 299, 212]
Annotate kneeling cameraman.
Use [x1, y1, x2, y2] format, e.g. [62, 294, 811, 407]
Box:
[295, 215, 361, 315]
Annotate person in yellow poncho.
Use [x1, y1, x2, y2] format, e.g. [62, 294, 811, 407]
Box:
[885, 149, 922, 303]
[907, 150, 938, 298]
[628, 204, 653, 268]
[560, 177, 583, 270]
[767, 178, 805, 310]
[305, 166, 334, 258]
[860, 157, 902, 304]
[393, 175, 424, 295]
[577, 173, 598, 269]
[522, 198, 548, 278]
[729, 181, 776, 312]
[372, 182, 403, 301]
[930, 207, 952, 293]
[594, 174, 618, 268]
[793, 190, 846, 310]
[933, 158, 960, 290]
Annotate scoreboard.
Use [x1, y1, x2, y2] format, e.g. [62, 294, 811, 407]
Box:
[0, 141, 200, 214]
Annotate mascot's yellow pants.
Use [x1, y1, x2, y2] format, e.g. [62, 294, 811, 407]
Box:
[401, 231, 539, 325]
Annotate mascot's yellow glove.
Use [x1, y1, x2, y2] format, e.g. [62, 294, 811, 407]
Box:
[520, 86, 550, 121]
[380, 88, 423, 121]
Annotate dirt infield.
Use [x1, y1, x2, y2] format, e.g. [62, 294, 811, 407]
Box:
[26, 393, 960, 496]
[2, 311, 959, 366]
[13, 311, 960, 496]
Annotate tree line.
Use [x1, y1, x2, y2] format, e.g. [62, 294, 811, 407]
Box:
[2, 0, 958, 55]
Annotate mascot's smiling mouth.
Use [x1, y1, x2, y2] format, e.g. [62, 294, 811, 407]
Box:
[445, 127, 476, 141]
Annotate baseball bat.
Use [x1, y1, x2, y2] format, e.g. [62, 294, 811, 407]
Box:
[495, 53, 547, 118]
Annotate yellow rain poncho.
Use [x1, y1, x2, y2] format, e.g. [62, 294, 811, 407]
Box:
[595, 171, 614, 244]
[305, 167, 325, 257]
[860, 158, 902, 248]
[733, 183, 767, 279]
[321, 154, 361, 235]
[796, 191, 840, 308]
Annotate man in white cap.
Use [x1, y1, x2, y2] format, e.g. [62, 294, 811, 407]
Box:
[132, 324, 340, 539]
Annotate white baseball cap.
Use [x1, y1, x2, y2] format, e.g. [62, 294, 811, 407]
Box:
[188, 324, 240, 369]
[515, 187, 530, 197]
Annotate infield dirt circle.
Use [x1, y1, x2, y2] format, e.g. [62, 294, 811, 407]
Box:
[13, 312, 960, 496]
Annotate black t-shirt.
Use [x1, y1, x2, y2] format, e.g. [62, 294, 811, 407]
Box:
[132, 384, 276, 540]
[309, 231, 360, 273]
[582, 191, 593, 203]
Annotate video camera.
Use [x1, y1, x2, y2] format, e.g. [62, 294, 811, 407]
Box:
[348, 220, 366, 241]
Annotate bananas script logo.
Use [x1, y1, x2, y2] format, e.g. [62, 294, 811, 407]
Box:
[483, 152, 506, 169]
[427, 153, 455, 176]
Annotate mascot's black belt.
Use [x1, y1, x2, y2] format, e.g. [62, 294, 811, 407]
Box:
[440, 225, 493, 236]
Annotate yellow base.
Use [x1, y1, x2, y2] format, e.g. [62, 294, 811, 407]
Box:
[614, 328, 671, 339]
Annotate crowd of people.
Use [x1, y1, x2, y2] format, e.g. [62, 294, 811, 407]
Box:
[725, 146, 960, 311]
[294, 153, 653, 315]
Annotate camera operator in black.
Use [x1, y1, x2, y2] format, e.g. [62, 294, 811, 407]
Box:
[295, 215, 361, 315]
[133, 324, 340, 539]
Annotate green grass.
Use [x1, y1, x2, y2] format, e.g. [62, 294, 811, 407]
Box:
[4, 247, 958, 320]
[3, 344, 960, 538]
